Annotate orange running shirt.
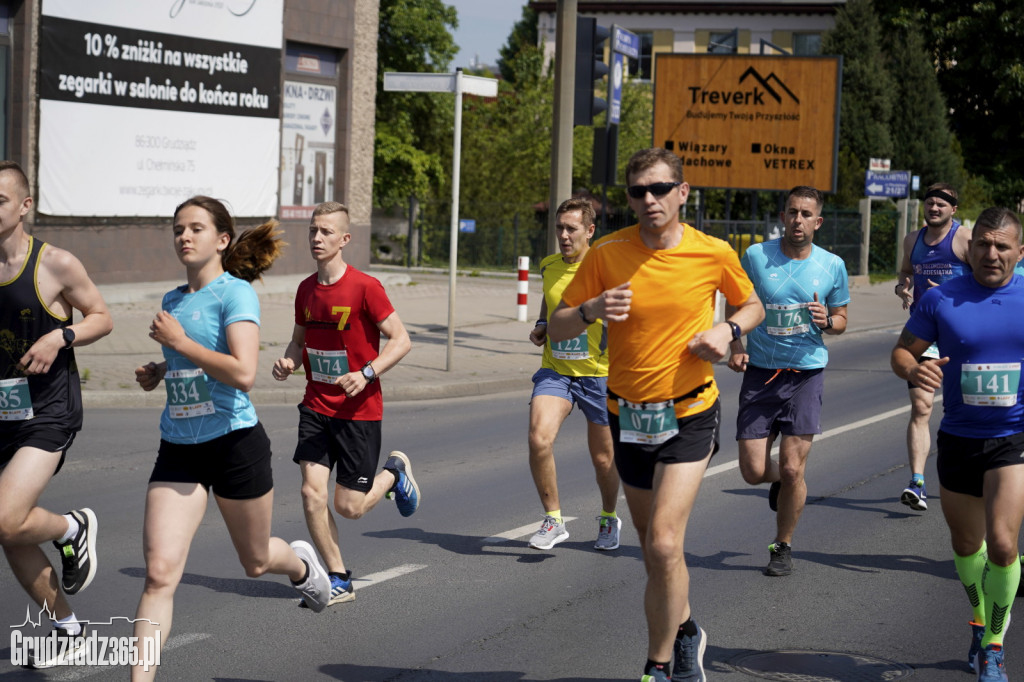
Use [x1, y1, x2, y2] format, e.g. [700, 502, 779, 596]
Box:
[561, 224, 754, 418]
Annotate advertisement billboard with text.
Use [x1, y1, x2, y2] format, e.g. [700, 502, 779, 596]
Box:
[38, 0, 283, 216]
[653, 54, 841, 192]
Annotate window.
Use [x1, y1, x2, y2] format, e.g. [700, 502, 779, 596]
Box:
[708, 31, 738, 54]
[627, 32, 654, 81]
[792, 33, 822, 55]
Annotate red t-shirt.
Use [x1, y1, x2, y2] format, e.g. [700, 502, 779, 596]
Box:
[295, 267, 395, 420]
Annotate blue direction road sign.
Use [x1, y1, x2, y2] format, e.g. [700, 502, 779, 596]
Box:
[865, 170, 911, 197]
[612, 26, 640, 59]
[458, 219, 476, 233]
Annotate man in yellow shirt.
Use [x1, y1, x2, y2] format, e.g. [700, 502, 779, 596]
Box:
[550, 148, 763, 682]
[527, 197, 620, 551]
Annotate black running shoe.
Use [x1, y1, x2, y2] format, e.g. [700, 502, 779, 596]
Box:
[765, 541, 792, 577]
[53, 509, 98, 595]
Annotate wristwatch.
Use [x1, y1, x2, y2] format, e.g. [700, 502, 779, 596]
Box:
[825, 315, 834, 330]
[727, 320, 742, 340]
[360, 361, 377, 383]
[62, 327, 76, 349]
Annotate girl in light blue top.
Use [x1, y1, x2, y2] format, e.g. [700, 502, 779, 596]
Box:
[130, 196, 330, 680]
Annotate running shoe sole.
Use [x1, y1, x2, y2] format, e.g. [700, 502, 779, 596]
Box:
[900, 488, 927, 511]
[290, 540, 330, 613]
[388, 451, 420, 517]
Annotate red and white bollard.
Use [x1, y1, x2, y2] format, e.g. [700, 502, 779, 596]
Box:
[516, 256, 530, 322]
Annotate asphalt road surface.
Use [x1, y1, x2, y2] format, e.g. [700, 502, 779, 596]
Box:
[0, 326, 1016, 680]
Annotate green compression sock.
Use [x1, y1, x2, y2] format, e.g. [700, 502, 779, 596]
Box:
[954, 542, 988, 625]
[982, 557, 1021, 647]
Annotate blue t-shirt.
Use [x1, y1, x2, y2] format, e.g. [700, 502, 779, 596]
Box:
[906, 273, 1024, 438]
[159, 272, 260, 444]
[741, 240, 850, 370]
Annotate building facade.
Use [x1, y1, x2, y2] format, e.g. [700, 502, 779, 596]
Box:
[2, 0, 378, 283]
[529, 1, 844, 80]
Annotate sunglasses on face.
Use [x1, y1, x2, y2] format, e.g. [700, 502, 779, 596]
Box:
[626, 182, 682, 199]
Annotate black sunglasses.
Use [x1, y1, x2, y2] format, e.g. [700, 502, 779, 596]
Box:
[626, 182, 681, 199]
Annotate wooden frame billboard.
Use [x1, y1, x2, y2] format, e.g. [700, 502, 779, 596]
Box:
[653, 54, 842, 192]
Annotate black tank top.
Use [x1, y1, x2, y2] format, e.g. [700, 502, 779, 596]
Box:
[0, 237, 83, 432]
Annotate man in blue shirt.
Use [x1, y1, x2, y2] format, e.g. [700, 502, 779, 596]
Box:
[892, 207, 1024, 681]
[729, 186, 850, 577]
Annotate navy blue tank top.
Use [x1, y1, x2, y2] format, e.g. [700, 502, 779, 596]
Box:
[910, 220, 968, 309]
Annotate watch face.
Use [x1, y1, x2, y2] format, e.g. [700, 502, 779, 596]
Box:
[362, 367, 373, 380]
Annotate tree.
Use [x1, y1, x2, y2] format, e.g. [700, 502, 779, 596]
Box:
[822, 0, 895, 206]
[907, 1, 1023, 206]
[497, 4, 538, 84]
[886, 23, 962, 190]
[374, 0, 459, 206]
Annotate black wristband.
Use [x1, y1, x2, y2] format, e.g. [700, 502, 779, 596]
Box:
[578, 304, 594, 325]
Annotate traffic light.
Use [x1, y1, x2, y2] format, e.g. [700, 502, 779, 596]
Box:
[574, 17, 609, 126]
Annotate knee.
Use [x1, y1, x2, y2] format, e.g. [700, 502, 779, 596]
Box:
[144, 556, 184, 594]
[985, 537, 1020, 567]
[239, 556, 270, 578]
[300, 482, 329, 511]
[644, 532, 684, 573]
[334, 498, 365, 520]
[738, 462, 764, 485]
[0, 511, 28, 545]
[528, 428, 556, 456]
[910, 401, 932, 421]
[779, 463, 803, 486]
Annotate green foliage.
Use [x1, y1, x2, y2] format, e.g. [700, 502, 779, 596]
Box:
[822, 0, 894, 206]
[882, 0, 1024, 207]
[497, 4, 538, 84]
[886, 24, 962, 190]
[374, 0, 459, 206]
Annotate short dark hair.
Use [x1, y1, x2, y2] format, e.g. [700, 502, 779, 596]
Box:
[0, 160, 30, 200]
[555, 197, 596, 229]
[786, 186, 824, 212]
[625, 148, 683, 185]
[974, 206, 1023, 244]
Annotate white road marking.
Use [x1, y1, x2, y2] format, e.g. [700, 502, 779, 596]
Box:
[482, 517, 578, 544]
[353, 563, 427, 586]
[704, 396, 942, 479]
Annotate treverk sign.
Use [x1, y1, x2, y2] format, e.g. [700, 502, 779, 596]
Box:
[653, 55, 841, 191]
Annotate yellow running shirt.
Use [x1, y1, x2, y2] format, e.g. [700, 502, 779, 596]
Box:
[540, 253, 608, 377]
[562, 224, 754, 418]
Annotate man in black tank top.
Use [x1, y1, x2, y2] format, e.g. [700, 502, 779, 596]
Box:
[0, 161, 113, 667]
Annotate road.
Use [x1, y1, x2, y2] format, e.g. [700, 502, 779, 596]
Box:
[0, 325, 1014, 680]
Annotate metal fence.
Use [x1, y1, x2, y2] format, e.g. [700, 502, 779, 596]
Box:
[375, 200, 900, 278]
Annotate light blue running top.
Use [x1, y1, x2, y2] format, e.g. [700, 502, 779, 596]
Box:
[159, 272, 260, 444]
[741, 239, 850, 370]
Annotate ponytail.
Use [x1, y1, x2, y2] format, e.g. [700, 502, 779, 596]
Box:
[223, 219, 286, 282]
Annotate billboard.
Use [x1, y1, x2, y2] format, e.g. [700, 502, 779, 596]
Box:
[279, 81, 337, 221]
[38, 0, 283, 217]
[653, 55, 841, 192]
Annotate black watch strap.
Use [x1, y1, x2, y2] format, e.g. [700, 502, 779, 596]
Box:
[727, 320, 741, 340]
[62, 327, 76, 349]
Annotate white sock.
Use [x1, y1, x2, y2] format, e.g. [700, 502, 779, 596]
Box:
[58, 515, 79, 544]
[55, 613, 81, 635]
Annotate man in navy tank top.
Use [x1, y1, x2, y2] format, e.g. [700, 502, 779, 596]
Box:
[893, 183, 968, 512]
[0, 161, 113, 666]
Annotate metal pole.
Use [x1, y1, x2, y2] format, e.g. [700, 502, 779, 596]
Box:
[446, 69, 464, 372]
[547, 0, 576, 255]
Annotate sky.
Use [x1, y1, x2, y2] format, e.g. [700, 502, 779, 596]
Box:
[446, 0, 527, 69]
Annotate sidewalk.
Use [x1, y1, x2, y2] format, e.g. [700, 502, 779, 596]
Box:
[77, 267, 908, 408]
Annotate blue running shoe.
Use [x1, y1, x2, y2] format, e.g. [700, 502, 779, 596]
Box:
[975, 644, 1007, 682]
[641, 665, 670, 682]
[672, 624, 707, 681]
[900, 479, 927, 511]
[969, 621, 986, 672]
[385, 451, 420, 517]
